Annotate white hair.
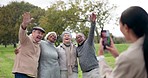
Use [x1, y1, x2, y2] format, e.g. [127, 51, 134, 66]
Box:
[44, 32, 57, 41]
[61, 31, 72, 38]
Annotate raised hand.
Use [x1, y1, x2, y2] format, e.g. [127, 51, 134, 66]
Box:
[90, 13, 96, 23]
[21, 12, 33, 29]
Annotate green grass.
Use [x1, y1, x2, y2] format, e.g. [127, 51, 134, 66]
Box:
[94, 44, 129, 68]
[0, 44, 129, 78]
[0, 45, 15, 78]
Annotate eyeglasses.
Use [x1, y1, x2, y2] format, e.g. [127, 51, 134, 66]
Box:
[49, 34, 57, 39]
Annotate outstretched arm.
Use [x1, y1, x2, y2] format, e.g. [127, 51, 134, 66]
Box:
[19, 12, 33, 44]
[87, 13, 96, 45]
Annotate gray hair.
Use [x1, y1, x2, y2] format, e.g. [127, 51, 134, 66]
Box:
[61, 31, 72, 38]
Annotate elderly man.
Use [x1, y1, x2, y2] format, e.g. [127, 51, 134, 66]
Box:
[76, 13, 100, 78]
[12, 12, 45, 78]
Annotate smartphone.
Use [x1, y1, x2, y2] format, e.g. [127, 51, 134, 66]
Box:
[101, 30, 111, 49]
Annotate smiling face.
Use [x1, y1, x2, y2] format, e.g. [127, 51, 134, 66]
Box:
[32, 30, 44, 42]
[47, 33, 57, 43]
[63, 33, 72, 44]
[76, 33, 85, 45]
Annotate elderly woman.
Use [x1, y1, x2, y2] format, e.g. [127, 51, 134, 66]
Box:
[56, 31, 78, 78]
[38, 32, 60, 78]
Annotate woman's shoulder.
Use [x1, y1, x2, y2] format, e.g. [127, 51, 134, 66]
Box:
[40, 40, 46, 43]
[117, 47, 143, 65]
[56, 44, 63, 49]
[40, 40, 48, 45]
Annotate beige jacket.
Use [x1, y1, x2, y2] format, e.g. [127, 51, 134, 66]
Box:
[12, 26, 40, 77]
[99, 37, 147, 78]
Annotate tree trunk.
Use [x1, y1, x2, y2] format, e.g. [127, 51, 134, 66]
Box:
[95, 27, 100, 43]
[4, 44, 7, 48]
[13, 43, 17, 48]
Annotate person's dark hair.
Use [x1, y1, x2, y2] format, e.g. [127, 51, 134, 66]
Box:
[101, 30, 106, 38]
[120, 6, 148, 75]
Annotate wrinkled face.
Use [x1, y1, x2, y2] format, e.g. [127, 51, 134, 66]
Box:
[32, 30, 44, 42]
[63, 33, 71, 44]
[47, 34, 57, 43]
[76, 34, 85, 44]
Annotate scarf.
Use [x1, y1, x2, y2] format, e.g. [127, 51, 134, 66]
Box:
[61, 43, 76, 77]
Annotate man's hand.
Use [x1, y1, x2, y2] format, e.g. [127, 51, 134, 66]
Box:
[14, 46, 21, 55]
[21, 12, 33, 29]
[90, 13, 96, 23]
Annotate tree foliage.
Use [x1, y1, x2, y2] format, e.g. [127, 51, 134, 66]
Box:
[39, 1, 83, 45]
[79, 0, 117, 42]
[0, 1, 45, 47]
[0, 0, 117, 47]
[39, 0, 116, 43]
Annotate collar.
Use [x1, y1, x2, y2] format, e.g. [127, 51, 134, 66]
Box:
[29, 34, 40, 44]
[78, 40, 85, 47]
[64, 43, 71, 47]
[47, 40, 54, 45]
[128, 36, 144, 50]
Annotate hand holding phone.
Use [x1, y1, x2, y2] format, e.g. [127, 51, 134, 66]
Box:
[101, 30, 111, 49]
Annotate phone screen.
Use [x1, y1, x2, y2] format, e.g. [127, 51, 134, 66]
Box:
[101, 30, 111, 49]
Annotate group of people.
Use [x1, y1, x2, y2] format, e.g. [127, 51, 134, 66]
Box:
[12, 6, 148, 78]
[12, 12, 99, 78]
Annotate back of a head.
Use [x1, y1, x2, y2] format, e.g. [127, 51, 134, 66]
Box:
[121, 6, 148, 75]
[120, 6, 148, 38]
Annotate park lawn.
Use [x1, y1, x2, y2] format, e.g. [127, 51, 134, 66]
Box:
[0, 45, 15, 78]
[0, 44, 129, 78]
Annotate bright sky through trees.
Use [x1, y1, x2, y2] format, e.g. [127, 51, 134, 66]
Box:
[1, 0, 148, 37]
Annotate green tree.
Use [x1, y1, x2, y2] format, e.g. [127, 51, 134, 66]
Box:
[39, 1, 81, 46]
[0, 1, 45, 47]
[39, 0, 116, 45]
[73, 0, 117, 42]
